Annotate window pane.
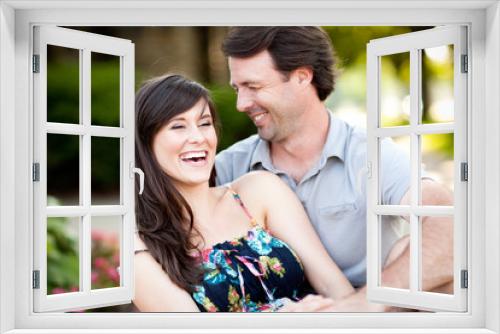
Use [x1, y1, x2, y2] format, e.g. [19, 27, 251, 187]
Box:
[420, 133, 454, 205]
[91, 216, 121, 289]
[380, 52, 410, 127]
[47, 216, 80, 295]
[420, 215, 454, 294]
[47, 134, 80, 206]
[47, 45, 80, 124]
[91, 52, 120, 127]
[421, 45, 454, 124]
[379, 136, 411, 205]
[91, 137, 121, 205]
[379, 214, 410, 290]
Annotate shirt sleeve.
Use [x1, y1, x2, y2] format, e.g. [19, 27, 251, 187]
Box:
[380, 138, 411, 205]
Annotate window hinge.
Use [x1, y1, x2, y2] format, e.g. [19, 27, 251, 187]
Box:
[461, 269, 468, 289]
[461, 162, 468, 182]
[33, 163, 40, 182]
[461, 54, 468, 73]
[32, 55, 40, 73]
[33, 270, 40, 289]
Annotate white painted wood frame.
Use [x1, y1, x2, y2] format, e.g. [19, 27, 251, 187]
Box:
[0, 1, 499, 333]
[32, 26, 135, 312]
[366, 26, 468, 312]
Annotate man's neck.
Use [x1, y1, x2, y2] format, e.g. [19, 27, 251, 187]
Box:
[270, 105, 330, 183]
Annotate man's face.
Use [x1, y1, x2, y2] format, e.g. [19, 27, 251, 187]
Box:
[228, 50, 303, 143]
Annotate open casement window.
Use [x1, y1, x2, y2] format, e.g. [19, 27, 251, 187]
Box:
[32, 26, 136, 312]
[366, 26, 468, 312]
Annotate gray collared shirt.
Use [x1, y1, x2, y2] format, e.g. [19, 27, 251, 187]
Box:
[215, 113, 410, 287]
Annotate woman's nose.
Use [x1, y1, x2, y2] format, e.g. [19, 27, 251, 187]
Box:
[187, 125, 205, 143]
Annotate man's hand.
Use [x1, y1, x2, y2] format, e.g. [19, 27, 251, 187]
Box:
[323, 287, 387, 312]
[277, 294, 335, 312]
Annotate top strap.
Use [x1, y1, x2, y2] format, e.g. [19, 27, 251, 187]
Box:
[226, 184, 262, 228]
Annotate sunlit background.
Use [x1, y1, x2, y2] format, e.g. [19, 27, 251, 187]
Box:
[45, 26, 454, 311]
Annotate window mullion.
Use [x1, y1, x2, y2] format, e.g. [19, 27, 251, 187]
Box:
[81, 48, 92, 294]
[409, 48, 421, 293]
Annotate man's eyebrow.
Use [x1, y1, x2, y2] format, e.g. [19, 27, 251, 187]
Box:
[230, 81, 258, 89]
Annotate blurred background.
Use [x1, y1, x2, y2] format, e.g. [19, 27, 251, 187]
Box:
[45, 26, 454, 312]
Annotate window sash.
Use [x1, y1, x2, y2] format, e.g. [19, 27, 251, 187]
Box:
[366, 25, 468, 312]
[32, 26, 135, 312]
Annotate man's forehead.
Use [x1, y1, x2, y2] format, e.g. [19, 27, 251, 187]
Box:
[228, 52, 280, 84]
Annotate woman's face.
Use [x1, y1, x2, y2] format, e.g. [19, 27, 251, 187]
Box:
[152, 98, 217, 188]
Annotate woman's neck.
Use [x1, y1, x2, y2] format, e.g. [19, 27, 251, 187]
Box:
[176, 182, 218, 225]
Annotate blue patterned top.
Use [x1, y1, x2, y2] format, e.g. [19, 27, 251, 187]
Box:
[191, 189, 311, 312]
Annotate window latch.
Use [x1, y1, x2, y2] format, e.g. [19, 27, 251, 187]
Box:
[130, 162, 144, 195]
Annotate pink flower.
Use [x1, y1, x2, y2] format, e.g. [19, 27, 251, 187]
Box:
[69, 286, 79, 292]
[91, 271, 99, 283]
[94, 257, 108, 269]
[51, 287, 66, 294]
[106, 267, 120, 283]
[91, 230, 105, 242]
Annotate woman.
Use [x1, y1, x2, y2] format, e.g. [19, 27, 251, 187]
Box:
[133, 74, 354, 312]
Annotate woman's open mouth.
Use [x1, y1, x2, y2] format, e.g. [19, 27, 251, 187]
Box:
[179, 150, 208, 166]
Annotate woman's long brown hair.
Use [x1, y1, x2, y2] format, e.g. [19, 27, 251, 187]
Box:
[135, 74, 219, 292]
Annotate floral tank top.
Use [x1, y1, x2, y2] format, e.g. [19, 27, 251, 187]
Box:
[191, 187, 311, 312]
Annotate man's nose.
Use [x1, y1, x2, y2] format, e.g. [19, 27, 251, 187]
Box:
[236, 91, 253, 112]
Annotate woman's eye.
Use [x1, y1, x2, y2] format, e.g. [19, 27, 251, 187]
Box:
[200, 122, 212, 127]
[171, 125, 184, 130]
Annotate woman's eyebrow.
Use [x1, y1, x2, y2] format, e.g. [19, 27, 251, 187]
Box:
[169, 116, 185, 122]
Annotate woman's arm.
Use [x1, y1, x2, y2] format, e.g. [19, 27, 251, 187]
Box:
[234, 171, 355, 300]
[133, 235, 200, 312]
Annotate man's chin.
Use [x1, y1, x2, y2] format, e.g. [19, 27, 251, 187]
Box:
[257, 128, 275, 142]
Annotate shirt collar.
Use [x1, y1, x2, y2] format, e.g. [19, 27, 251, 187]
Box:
[249, 111, 347, 171]
[322, 111, 347, 162]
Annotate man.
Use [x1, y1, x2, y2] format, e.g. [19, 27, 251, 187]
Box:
[215, 27, 453, 311]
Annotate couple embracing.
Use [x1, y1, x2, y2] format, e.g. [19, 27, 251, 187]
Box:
[133, 27, 453, 313]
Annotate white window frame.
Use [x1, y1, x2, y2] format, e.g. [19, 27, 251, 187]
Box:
[366, 26, 468, 312]
[0, 1, 499, 333]
[32, 26, 136, 312]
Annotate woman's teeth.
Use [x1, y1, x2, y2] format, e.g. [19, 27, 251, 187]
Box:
[180, 151, 207, 162]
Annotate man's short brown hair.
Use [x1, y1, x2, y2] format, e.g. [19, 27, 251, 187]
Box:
[222, 26, 337, 101]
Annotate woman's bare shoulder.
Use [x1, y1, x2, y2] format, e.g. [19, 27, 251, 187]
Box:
[230, 171, 284, 200]
[231, 170, 279, 189]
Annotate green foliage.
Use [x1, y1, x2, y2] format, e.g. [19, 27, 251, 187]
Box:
[207, 84, 256, 151]
[47, 216, 79, 294]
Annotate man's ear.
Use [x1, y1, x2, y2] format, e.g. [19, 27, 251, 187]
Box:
[293, 66, 313, 86]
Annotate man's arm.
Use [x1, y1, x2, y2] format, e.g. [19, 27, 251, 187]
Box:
[328, 179, 454, 312]
[381, 179, 454, 292]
